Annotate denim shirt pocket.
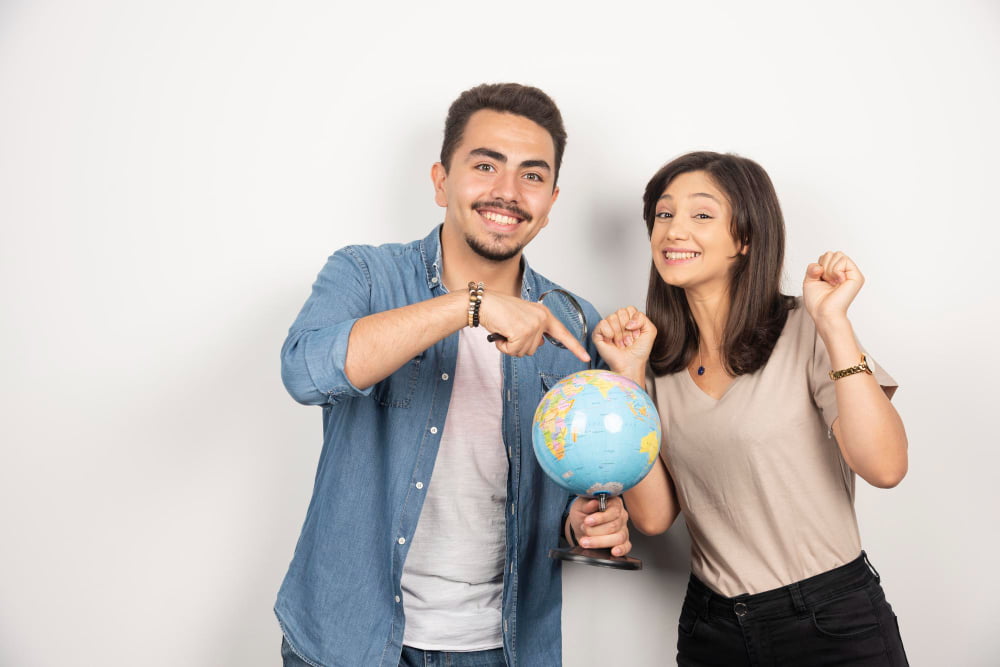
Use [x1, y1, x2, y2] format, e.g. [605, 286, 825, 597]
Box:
[371, 352, 423, 408]
[539, 372, 565, 392]
[537, 338, 591, 388]
[538, 359, 590, 396]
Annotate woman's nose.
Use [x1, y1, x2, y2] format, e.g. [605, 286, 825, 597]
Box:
[663, 218, 687, 240]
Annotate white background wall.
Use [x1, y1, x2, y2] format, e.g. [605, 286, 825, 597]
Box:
[2, 1, 998, 665]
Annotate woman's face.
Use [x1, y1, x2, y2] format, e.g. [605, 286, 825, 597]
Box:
[650, 170, 744, 294]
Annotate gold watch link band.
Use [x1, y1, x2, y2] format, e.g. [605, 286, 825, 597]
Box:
[829, 354, 873, 381]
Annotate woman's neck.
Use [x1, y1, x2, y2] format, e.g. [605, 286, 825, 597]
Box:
[686, 285, 730, 351]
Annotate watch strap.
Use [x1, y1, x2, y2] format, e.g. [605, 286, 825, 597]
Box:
[829, 354, 873, 381]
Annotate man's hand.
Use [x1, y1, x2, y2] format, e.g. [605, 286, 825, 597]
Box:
[566, 496, 632, 557]
[478, 292, 590, 362]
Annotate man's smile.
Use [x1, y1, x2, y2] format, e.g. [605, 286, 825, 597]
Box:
[480, 210, 521, 226]
[472, 200, 531, 231]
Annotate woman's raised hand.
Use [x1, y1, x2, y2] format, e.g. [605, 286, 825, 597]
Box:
[803, 251, 864, 330]
[592, 306, 656, 384]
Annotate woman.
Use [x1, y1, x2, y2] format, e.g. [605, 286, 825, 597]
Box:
[592, 152, 909, 665]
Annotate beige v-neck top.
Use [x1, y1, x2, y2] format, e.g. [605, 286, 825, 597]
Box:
[649, 303, 896, 597]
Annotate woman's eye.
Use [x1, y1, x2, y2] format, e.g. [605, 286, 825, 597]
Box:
[694, 213, 712, 220]
[655, 211, 673, 219]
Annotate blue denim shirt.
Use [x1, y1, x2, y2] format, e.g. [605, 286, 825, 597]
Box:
[276, 226, 601, 667]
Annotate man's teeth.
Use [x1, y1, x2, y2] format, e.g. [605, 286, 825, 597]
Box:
[482, 211, 519, 225]
[665, 251, 700, 260]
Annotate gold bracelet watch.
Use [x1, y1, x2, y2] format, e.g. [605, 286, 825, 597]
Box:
[829, 354, 874, 381]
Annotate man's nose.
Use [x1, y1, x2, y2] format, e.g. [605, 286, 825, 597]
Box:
[490, 170, 519, 203]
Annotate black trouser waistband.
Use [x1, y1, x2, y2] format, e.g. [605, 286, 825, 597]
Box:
[688, 552, 881, 621]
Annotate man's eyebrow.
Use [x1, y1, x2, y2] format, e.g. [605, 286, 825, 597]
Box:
[468, 147, 507, 162]
[467, 148, 551, 172]
[519, 159, 552, 172]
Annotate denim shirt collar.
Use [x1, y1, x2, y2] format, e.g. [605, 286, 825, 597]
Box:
[419, 224, 537, 301]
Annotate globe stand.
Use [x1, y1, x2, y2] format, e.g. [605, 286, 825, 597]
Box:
[549, 494, 642, 571]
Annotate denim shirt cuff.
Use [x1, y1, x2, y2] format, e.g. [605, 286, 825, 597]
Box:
[304, 318, 374, 402]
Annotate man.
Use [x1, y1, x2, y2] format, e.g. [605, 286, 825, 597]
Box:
[276, 83, 631, 667]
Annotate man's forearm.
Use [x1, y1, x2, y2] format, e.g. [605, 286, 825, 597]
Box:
[344, 291, 468, 390]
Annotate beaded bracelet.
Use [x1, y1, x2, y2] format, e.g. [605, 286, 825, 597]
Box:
[467, 281, 484, 327]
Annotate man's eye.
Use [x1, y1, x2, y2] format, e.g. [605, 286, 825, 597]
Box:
[475, 164, 496, 172]
[655, 211, 673, 219]
[523, 173, 543, 182]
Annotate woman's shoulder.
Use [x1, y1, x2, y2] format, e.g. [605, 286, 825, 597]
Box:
[772, 298, 821, 358]
[782, 298, 814, 335]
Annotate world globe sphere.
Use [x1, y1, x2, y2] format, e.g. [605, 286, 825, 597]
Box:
[532, 369, 661, 498]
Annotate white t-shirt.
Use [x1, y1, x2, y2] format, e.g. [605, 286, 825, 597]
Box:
[401, 327, 508, 650]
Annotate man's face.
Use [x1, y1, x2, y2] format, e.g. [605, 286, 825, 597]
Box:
[433, 110, 559, 263]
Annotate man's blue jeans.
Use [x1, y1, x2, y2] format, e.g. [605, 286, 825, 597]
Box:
[281, 637, 506, 667]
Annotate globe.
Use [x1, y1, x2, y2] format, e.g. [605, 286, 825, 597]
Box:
[532, 369, 661, 501]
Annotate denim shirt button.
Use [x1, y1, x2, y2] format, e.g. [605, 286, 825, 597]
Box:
[395, 595, 401, 603]
[431, 277, 438, 284]
[398, 537, 406, 545]
[430, 427, 438, 434]
[415, 482, 424, 490]
[441, 373, 449, 381]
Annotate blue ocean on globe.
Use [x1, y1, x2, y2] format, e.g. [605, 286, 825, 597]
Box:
[532, 369, 661, 498]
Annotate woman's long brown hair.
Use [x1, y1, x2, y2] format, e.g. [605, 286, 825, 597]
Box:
[643, 152, 795, 377]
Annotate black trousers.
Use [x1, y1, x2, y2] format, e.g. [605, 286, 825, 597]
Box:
[677, 552, 909, 666]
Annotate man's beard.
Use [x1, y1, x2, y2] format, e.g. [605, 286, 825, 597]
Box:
[465, 232, 524, 262]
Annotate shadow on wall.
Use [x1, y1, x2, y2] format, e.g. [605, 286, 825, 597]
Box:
[101, 288, 325, 666]
[197, 290, 324, 666]
[635, 516, 691, 575]
[562, 516, 692, 666]
[583, 194, 650, 314]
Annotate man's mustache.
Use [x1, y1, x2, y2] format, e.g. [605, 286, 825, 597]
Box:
[472, 200, 532, 223]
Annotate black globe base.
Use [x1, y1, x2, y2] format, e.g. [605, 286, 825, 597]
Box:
[549, 545, 642, 570]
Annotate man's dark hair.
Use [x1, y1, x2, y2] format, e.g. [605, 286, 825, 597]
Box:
[642, 151, 796, 377]
[441, 83, 567, 185]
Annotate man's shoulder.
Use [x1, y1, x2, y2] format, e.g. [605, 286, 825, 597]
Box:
[326, 232, 429, 274]
[335, 236, 421, 261]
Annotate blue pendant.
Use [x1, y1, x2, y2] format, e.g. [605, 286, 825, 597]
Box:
[697, 366, 705, 376]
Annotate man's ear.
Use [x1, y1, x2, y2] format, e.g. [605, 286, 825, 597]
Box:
[536, 185, 559, 230]
[431, 162, 448, 208]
